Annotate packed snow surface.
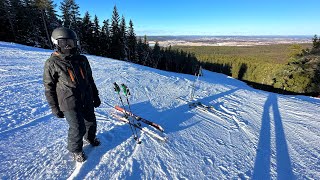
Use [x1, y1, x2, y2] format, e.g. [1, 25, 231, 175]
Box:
[0, 42, 319, 179]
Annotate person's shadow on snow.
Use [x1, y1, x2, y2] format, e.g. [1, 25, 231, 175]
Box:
[252, 93, 294, 179]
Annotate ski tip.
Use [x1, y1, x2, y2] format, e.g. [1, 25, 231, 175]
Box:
[134, 137, 142, 144]
[159, 127, 165, 132]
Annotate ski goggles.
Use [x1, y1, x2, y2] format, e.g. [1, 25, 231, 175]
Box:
[57, 39, 78, 49]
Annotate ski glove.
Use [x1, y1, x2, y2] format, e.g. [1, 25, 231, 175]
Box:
[51, 107, 64, 118]
[93, 96, 101, 108]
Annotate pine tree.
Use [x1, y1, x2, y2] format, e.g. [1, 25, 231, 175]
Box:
[60, 0, 71, 27]
[35, 0, 59, 48]
[127, 19, 138, 62]
[24, 0, 43, 46]
[119, 15, 128, 60]
[45, 1, 61, 44]
[70, 1, 81, 37]
[141, 35, 151, 66]
[0, 0, 16, 42]
[80, 11, 93, 53]
[101, 19, 111, 57]
[60, 0, 80, 31]
[9, 0, 30, 44]
[92, 15, 101, 55]
[152, 41, 161, 68]
[137, 37, 144, 64]
[312, 35, 319, 49]
[110, 5, 121, 59]
[164, 46, 173, 71]
[0, 0, 59, 48]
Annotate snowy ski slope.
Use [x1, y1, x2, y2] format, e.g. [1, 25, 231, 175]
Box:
[0, 42, 319, 179]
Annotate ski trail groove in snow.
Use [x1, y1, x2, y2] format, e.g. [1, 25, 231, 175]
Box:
[0, 112, 51, 134]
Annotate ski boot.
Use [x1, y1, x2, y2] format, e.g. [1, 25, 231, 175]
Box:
[72, 151, 87, 162]
[85, 138, 101, 146]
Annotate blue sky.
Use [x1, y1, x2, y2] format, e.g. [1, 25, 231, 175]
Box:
[54, 0, 320, 36]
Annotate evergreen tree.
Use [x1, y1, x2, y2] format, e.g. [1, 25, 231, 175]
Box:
[101, 19, 111, 57]
[312, 34, 320, 50]
[140, 35, 151, 66]
[80, 11, 93, 53]
[70, 0, 81, 35]
[110, 5, 121, 59]
[0, 0, 59, 48]
[164, 46, 173, 71]
[157, 48, 166, 70]
[92, 15, 101, 55]
[127, 19, 138, 62]
[24, 0, 43, 46]
[35, 0, 59, 48]
[137, 37, 144, 64]
[119, 16, 128, 60]
[0, 0, 16, 42]
[273, 55, 320, 94]
[60, 0, 80, 31]
[60, 0, 71, 27]
[35, 0, 51, 47]
[9, 0, 30, 44]
[152, 41, 161, 68]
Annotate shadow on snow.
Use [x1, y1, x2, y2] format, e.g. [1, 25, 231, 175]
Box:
[252, 94, 294, 179]
[124, 87, 240, 134]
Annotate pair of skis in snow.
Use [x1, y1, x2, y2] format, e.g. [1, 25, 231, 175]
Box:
[178, 97, 215, 113]
[113, 82, 166, 143]
[179, 96, 238, 128]
[189, 101, 215, 111]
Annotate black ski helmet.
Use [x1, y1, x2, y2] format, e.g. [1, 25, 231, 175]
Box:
[51, 27, 78, 44]
[51, 27, 80, 54]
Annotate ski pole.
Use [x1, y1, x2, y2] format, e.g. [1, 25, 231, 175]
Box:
[121, 84, 141, 135]
[121, 83, 133, 113]
[114, 82, 140, 143]
[190, 66, 201, 101]
[190, 73, 199, 101]
[114, 82, 127, 115]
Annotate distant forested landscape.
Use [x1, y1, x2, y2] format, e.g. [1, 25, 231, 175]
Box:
[176, 41, 320, 96]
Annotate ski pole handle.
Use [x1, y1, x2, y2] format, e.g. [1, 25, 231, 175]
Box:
[113, 82, 120, 93]
[121, 84, 130, 96]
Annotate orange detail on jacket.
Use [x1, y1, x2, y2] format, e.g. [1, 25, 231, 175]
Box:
[67, 68, 75, 82]
[79, 67, 85, 79]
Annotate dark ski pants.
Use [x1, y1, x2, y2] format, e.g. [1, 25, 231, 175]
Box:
[63, 107, 97, 153]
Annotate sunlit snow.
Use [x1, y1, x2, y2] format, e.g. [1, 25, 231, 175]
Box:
[0, 42, 319, 179]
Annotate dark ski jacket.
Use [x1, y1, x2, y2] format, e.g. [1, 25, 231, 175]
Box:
[43, 52, 99, 112]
